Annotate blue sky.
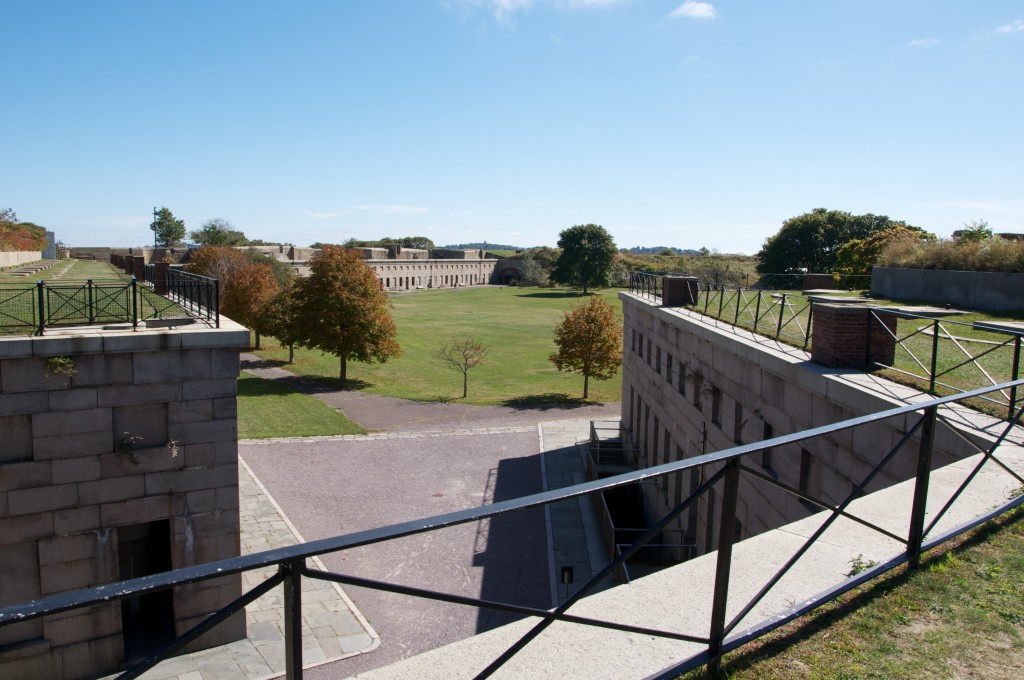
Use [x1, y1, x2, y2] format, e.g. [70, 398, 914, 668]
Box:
[3, 1, 1022, 253]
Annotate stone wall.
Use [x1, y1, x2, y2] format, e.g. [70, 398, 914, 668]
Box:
[0, 251, 44, 268]
[0, 321, 249, 679]
[872, 266, 1024, 313]
[619, 292, 977, 557]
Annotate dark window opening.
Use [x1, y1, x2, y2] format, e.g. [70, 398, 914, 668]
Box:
[666, 354, 673, 386]
[733, 403, 743, 443]
[711, 387, 722, 426]
[799, 448, 816, 512]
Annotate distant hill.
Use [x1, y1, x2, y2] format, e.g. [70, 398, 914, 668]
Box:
[441, 242, 523, 252]
[623, 246, 704, 256]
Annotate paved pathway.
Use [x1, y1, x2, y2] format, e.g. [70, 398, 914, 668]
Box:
[109, 461, 378, 680]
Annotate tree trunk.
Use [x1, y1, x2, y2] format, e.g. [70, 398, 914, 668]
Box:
[255, 332, 261, 350]
[340, 356, 347, 385]
[288, 343, 294, 363]
[583, 372, 589, 399]
[462, 371, 468, 399]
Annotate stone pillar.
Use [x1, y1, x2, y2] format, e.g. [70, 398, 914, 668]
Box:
[131, 256, 146, 280]
[153, 262, 170, 294]
[811, 304, 897, 369]
[662, 276, 700, 307]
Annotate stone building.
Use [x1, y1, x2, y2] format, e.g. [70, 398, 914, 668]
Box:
[0, 320, 249, 679]
[617, 288, 978, 558]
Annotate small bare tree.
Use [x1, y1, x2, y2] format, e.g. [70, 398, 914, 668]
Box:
[433, 337, 488, 399]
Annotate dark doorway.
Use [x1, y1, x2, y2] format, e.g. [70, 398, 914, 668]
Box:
[118, 520, 175, 659]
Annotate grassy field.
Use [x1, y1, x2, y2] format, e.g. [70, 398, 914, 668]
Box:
[253, 286, 625, 405]
[679, 503, 1024, 679]
[237, 373, 365, 438]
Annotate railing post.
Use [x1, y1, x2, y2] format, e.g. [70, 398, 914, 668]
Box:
[36, 281, 45, 336]
[907, 405, 937, 569]
[87, 279, 94, 324]
[803, 301, 814, 350]
[282, 558, 304, 679]
[131, 277, 138, 330]
[775, 293, 786, 339]
[707, 458, 741, 676]
[214, 279, 220, 327]
[929, 320, 939, 394]
[1010, 335, 1021, 421]
[733, 286, 742, 324]
[753, 291, 762, 333]
[717, 284, 725, 318]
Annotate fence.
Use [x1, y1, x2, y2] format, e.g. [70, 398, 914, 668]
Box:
[0, 273, 218, 335]
[2, 381, 1022, 679]
[869, 309, 1024, 420]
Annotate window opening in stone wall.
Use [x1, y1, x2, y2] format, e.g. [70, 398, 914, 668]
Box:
[711, 386, 722, 426]
[761, 422, 774, 471]
[678, 363, 685, 396]
[733, 403, 744, 443]
[666, 354, 673, 386]
[631, 328, 636, 352]
[656, 346, 661, 374]
[119, 520, 175, 660]
[638, 333, 644, 358]
[646, 338, 652, 365]
[663, 428, 671, 468]
[652, 416, 660, 465]
[799, 448, 815, 512]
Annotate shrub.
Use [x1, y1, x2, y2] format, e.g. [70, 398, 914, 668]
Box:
[878, 236, 1024, 273]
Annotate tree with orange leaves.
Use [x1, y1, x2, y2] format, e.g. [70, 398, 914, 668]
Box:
[290, 246, 400, 385]
[549, 296, 622, 399]
[220, 261, 281, 349]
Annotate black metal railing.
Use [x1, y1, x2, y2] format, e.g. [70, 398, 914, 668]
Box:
[696, 282, 814, 348]
[0, 273, 218, 335]
[2, 381, 1022, 679]
[868, 309, 1024, 420]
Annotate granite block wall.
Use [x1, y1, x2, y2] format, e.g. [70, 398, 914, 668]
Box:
[0, 322, 248, 680]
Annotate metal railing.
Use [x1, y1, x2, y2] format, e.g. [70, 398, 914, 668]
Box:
[696, 283, 814, 348]
[2, 381, 1022, 679]
[143, 266, 220, 328]
[869, 309, 1024, 420]
[0, 273, 219, 335]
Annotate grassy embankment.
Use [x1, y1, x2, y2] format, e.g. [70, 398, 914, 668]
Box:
[252, 286, 625, 406]
[678, 502, 1024, 679]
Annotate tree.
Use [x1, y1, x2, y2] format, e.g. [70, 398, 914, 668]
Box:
[220, 262, 280, 349]
[834, 225, 936, 276]
[264, 279, 301, 363]
[187, 246, 249, 283]
[518, 251, 547, 286]
[150, 207, 186, 247]
[549, 296, 623, 399]
[955, 219, 993, 243]
[433, 337, 488, 398]
[755, 209, 916, 274]
[190, 218, 248, 246]
[549, 224, 618, 294]
[290, 246, 401, 384]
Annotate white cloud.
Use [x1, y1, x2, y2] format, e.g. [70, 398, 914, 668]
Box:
[447, 0, 629, 24]
[909, 37, 939, 47]
[668, 1, 716, 20]
[353, 204, 429, 214]
[996, 19, 1024, 34]
[301, 209, 345, 219]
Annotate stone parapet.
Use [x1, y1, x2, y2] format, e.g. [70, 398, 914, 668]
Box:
[0, 320, 248, 680]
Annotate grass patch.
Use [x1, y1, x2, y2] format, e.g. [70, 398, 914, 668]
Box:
[237, 372, 366, 438]
[678, 503, 1024, 679]
[253, 286, 625, 405]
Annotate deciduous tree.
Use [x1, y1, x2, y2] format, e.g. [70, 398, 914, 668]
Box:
[549, 296, 622, 399]
[433, 337, 488, 398]
[834, 226, 935, 276]
[549, 224, 618, 294]
[150, 207, 186, 247]
[220, 262, 280, 349]
[290, 246, 401, 384]
[264, 279, 301, 363]
[187, 246, 249, 283]
[756, 209, 917, 274]
[190, 218, 248, 246]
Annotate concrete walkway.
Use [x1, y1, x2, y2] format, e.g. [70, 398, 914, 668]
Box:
[111, 461, 378, 680]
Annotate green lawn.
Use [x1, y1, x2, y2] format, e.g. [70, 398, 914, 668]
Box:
[253, 286, 625, 405]
[237, 372, 365, 438]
